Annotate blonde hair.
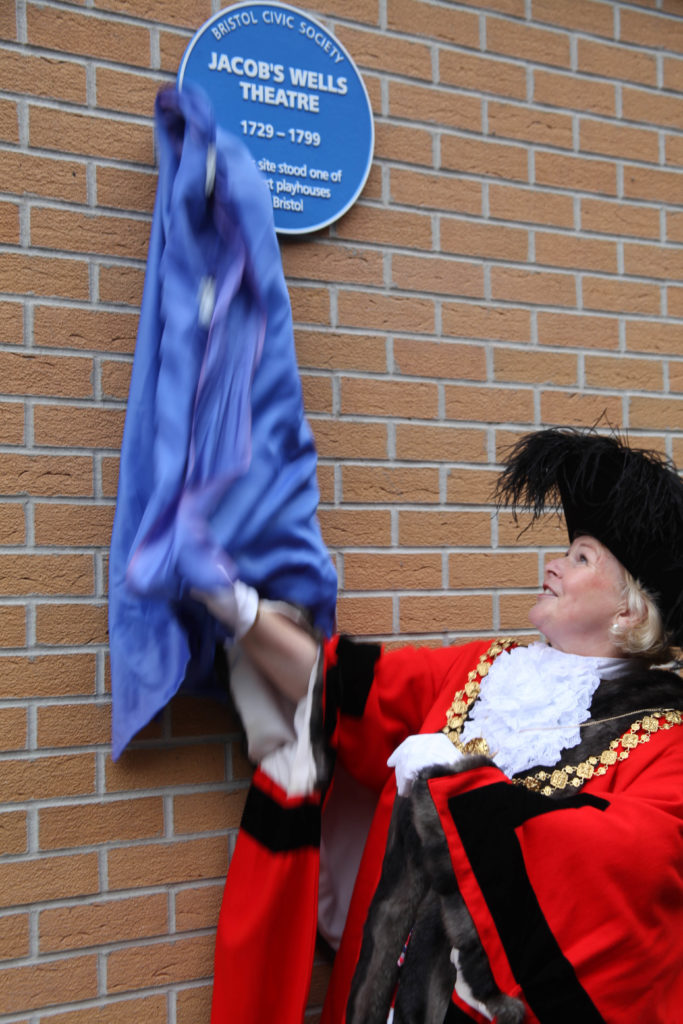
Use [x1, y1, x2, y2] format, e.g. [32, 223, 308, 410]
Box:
[610, 570, 672, 664]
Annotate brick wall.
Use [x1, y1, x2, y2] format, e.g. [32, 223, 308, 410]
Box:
[1, 0, 682, 1019]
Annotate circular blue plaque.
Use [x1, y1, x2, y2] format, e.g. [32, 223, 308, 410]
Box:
[178, 2, 375, 235]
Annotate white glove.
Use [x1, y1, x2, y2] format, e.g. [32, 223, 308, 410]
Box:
[387, 733, 463, 796]
[192, 580, 259, 639]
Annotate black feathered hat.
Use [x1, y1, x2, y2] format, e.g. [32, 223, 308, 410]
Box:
[495, 428, 683, 646]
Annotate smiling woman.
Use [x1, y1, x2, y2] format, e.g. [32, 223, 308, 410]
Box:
[196, 428, 683, 1024]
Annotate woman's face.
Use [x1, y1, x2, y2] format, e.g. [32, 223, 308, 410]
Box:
[528, 535, 628, 657]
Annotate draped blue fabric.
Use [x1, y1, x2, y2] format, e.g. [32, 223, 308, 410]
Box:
[108, 86, 337, 760]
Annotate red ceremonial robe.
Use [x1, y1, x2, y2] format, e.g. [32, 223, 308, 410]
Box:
[211, 635, 683, 1023]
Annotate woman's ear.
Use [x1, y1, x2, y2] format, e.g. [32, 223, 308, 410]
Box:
[614, 603, 645, 634]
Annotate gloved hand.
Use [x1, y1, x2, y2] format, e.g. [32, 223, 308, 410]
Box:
[387, 732, 463, 796]
[192, 580, 260, 639]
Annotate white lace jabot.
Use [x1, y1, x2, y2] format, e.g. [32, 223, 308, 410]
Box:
[458, 642, 630, 777]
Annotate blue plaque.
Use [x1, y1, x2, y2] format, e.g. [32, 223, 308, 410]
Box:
[178, 2, 375, 235]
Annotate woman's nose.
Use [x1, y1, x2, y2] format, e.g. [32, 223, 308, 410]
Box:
[545, 556, 562, 577]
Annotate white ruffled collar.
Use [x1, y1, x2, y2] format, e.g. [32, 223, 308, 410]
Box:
[458, 642, 631, 777]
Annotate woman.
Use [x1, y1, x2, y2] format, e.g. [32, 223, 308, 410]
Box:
[201, 428, 683, 1024]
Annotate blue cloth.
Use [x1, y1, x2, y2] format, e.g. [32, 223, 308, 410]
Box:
[108, 86, 337, 760]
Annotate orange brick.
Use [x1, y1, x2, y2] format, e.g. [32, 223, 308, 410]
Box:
[33, 405, 125, 450]
[335, 204, 432, 250]
[344, 552, 443, 591]
[487, 17, 571, 67]
[0, 401, 24, 445]
[169, 696, 234, 739]
[668, 287, 683, 318]
[391, 253, 484, 298]
[494, 348, 577, 386]
[490, 266, 576, 307]
[176, 985, 213, 1024]
[0, 754, 96, 804]
[0, 553, 92, 596]
[34, 306, 139, 354]
[389, 168, 481, 215]
[311, 419, 388, 459]
[341, 465, 440, 503]
[34, 503, 114, 547]
[0, 97, 19, 143]
[667, 363, 683, 393]
[488, 100, 573, 148]
[399, 509, 491, 547]
[295, 330, 387, 373]
[489, 184, 575, 228]
[439, 50, 527, 100]
[534, 151, 617, 196]
[622, 85, 683, 131]
[0, 300, 23, 344]
[340, 377, 439, 419]
[0, 810, 27, 856]
[581, 197, 660, 239]
[39, 796, 163, 851]
[535, 231, 618, 273]
[99, 265, 145, 306]
[577, 38, 657, 86]
[667, 134, 683, 168]
[445, 383, 535, 423]
[0, 707, 27, 751]
[0, 150, 87, 203]
[335, 595, 393, 635]
[388, 0, 479, 44]
[337, 291, 435, 333]
[97, 166, 156, 214]
[0, 252, 89, 300]
[393, 339, 487, 381]
[27, 5, 152, 66]
[101, 456, 120, 497]
[31, 207, 150, 261]
[620, 7, 683, 54]
[106, 743, 226, 792]
[533, 69, 615, 117]
[388, 80, 481, 132]
[446, 466, 501, 505]
[107, 933, 214, 994]
[0, 199, 19, 243]
[282, 242, 383, 287]
[442, 301, 531, 342]
[301, 374, 333, 414]
[175, 883, 224, 932]
[395, 424, 488, 463]
[96, 66, 164, 116]
[0, 454, 93, 497]
[582, 276, 661, 316]
[585, 354, 662, 391]
[448, 551, 538, 588]
[318, 508, 392, 548]
[0, 654, 96, 698]
[107, 837, 228, 891]
[0, 47, 87, 103]
[35, 603, 108, 645]
[630, 395, 683, 430]
[376, 121, 436, 167]
[0, 955, 97, 1015]
[0, 351, 93, 398]
[0, 503, 25, 544]
[500, 592, 539, 632]
[532, 0, 614, 34]
[40, 893, 168, 953]
[335, 25, 432, 80]
[30, 106, 154, 164]
[159, 28, 193, 73]
[0, 912, 29, 961]
[539, 390, 623, 426]
[43, 995, 167, 1024]
[440, 135, 528, 182]
[289, 285, 331, 324]
[663, 55, 683, 92]
[457, 0, 524, 12]
[440, 218, 529, 262]
[173, 790, 247, 834]
[399, 594, 492, 633]
[624, 243, 683, 282]
[580, 118, 659, 163]
[496, 509, 567, 547]
[36, 701, 110, 749]
[0, 4, 16, 39]
[94, 0, 212, 27]
[623, 165, 683, 205]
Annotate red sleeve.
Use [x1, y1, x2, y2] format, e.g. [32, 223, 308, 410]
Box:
[321, 635, 490, 792]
